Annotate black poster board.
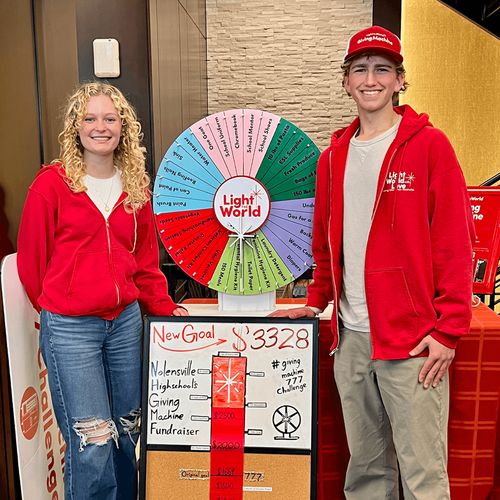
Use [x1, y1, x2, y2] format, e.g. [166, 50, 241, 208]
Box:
[139, 316, 319, 499]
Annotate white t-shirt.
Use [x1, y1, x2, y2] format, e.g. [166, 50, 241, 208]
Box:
[339, 118, 401, 332]
[83, 169, 123, 219]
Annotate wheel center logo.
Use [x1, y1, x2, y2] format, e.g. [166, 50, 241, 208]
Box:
[213, 176, 270, 233]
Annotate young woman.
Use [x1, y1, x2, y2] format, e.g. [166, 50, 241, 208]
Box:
[17, 82, 188, 499]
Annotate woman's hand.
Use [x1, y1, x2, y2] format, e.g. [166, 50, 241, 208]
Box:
[172, 307, 189, 316]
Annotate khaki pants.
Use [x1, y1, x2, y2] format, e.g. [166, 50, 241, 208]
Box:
[333, 329, 450, 500]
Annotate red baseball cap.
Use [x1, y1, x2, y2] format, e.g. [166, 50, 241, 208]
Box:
[344, 26, 403, 64]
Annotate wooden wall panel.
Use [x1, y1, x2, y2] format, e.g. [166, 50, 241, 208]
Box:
[373, 0, 401, 35]
[185, 0, 207, 36]
[76, 0, 154, 171]
[0, 2, 38, 496]
[0, 0, 42, 249]
[34, 0, 79, 164]
[150, 0, 183, 167]
[199, 16, 208, 114]
[179, 6, 191, 127]
[149, 0, 208, 171]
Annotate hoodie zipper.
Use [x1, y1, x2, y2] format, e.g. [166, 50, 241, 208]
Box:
[327, 149, 340, 356]
[104, 199, 126, 311]
[105, 218, 121, 308]
[364, 145, 400, 359]
[328, 219, 340, 356]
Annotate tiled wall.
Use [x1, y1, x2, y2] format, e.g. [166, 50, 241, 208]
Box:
[206, 0, 372, 150]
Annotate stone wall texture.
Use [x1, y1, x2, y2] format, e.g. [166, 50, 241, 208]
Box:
[206, 0, 372, 150]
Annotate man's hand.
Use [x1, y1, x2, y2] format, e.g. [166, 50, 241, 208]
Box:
[268, 307, 317, 319]
[172, 307, 189, 316]
[409, 335, 455, 389]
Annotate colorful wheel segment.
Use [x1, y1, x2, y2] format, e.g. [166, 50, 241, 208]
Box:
[153, 109, 319, 295]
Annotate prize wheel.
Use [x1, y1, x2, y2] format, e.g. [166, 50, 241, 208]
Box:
[153, 109, 319, 295]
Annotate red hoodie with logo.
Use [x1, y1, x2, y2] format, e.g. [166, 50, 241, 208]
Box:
[17, 163, 178, 319]
[306, 105, 474, 359]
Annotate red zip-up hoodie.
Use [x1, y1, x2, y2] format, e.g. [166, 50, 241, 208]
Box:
[306, 105, 474, 359]
[17, 163, 178, 319]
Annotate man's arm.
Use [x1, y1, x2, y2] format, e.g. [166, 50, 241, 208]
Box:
[268, 306, 318, 318]
[410, 130, 474, 387]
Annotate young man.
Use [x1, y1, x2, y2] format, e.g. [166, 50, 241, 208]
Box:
[271, 26, 474, 498]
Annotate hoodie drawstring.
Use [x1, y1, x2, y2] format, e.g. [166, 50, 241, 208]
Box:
[131, 210, 137, 253]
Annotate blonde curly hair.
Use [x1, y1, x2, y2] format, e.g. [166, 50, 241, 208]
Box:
[54, 82, 150, 210]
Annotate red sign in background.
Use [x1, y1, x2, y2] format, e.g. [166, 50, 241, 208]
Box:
[468, 187, 500, 294]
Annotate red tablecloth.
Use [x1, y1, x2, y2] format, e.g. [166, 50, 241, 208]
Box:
[317, 303, 500, 500]
[182, 299, 500, 499]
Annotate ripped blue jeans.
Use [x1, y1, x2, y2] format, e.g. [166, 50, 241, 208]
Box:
[40, 301, 142, 500]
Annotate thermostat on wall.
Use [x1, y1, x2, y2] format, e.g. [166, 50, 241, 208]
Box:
[93, 38, 120, 78]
